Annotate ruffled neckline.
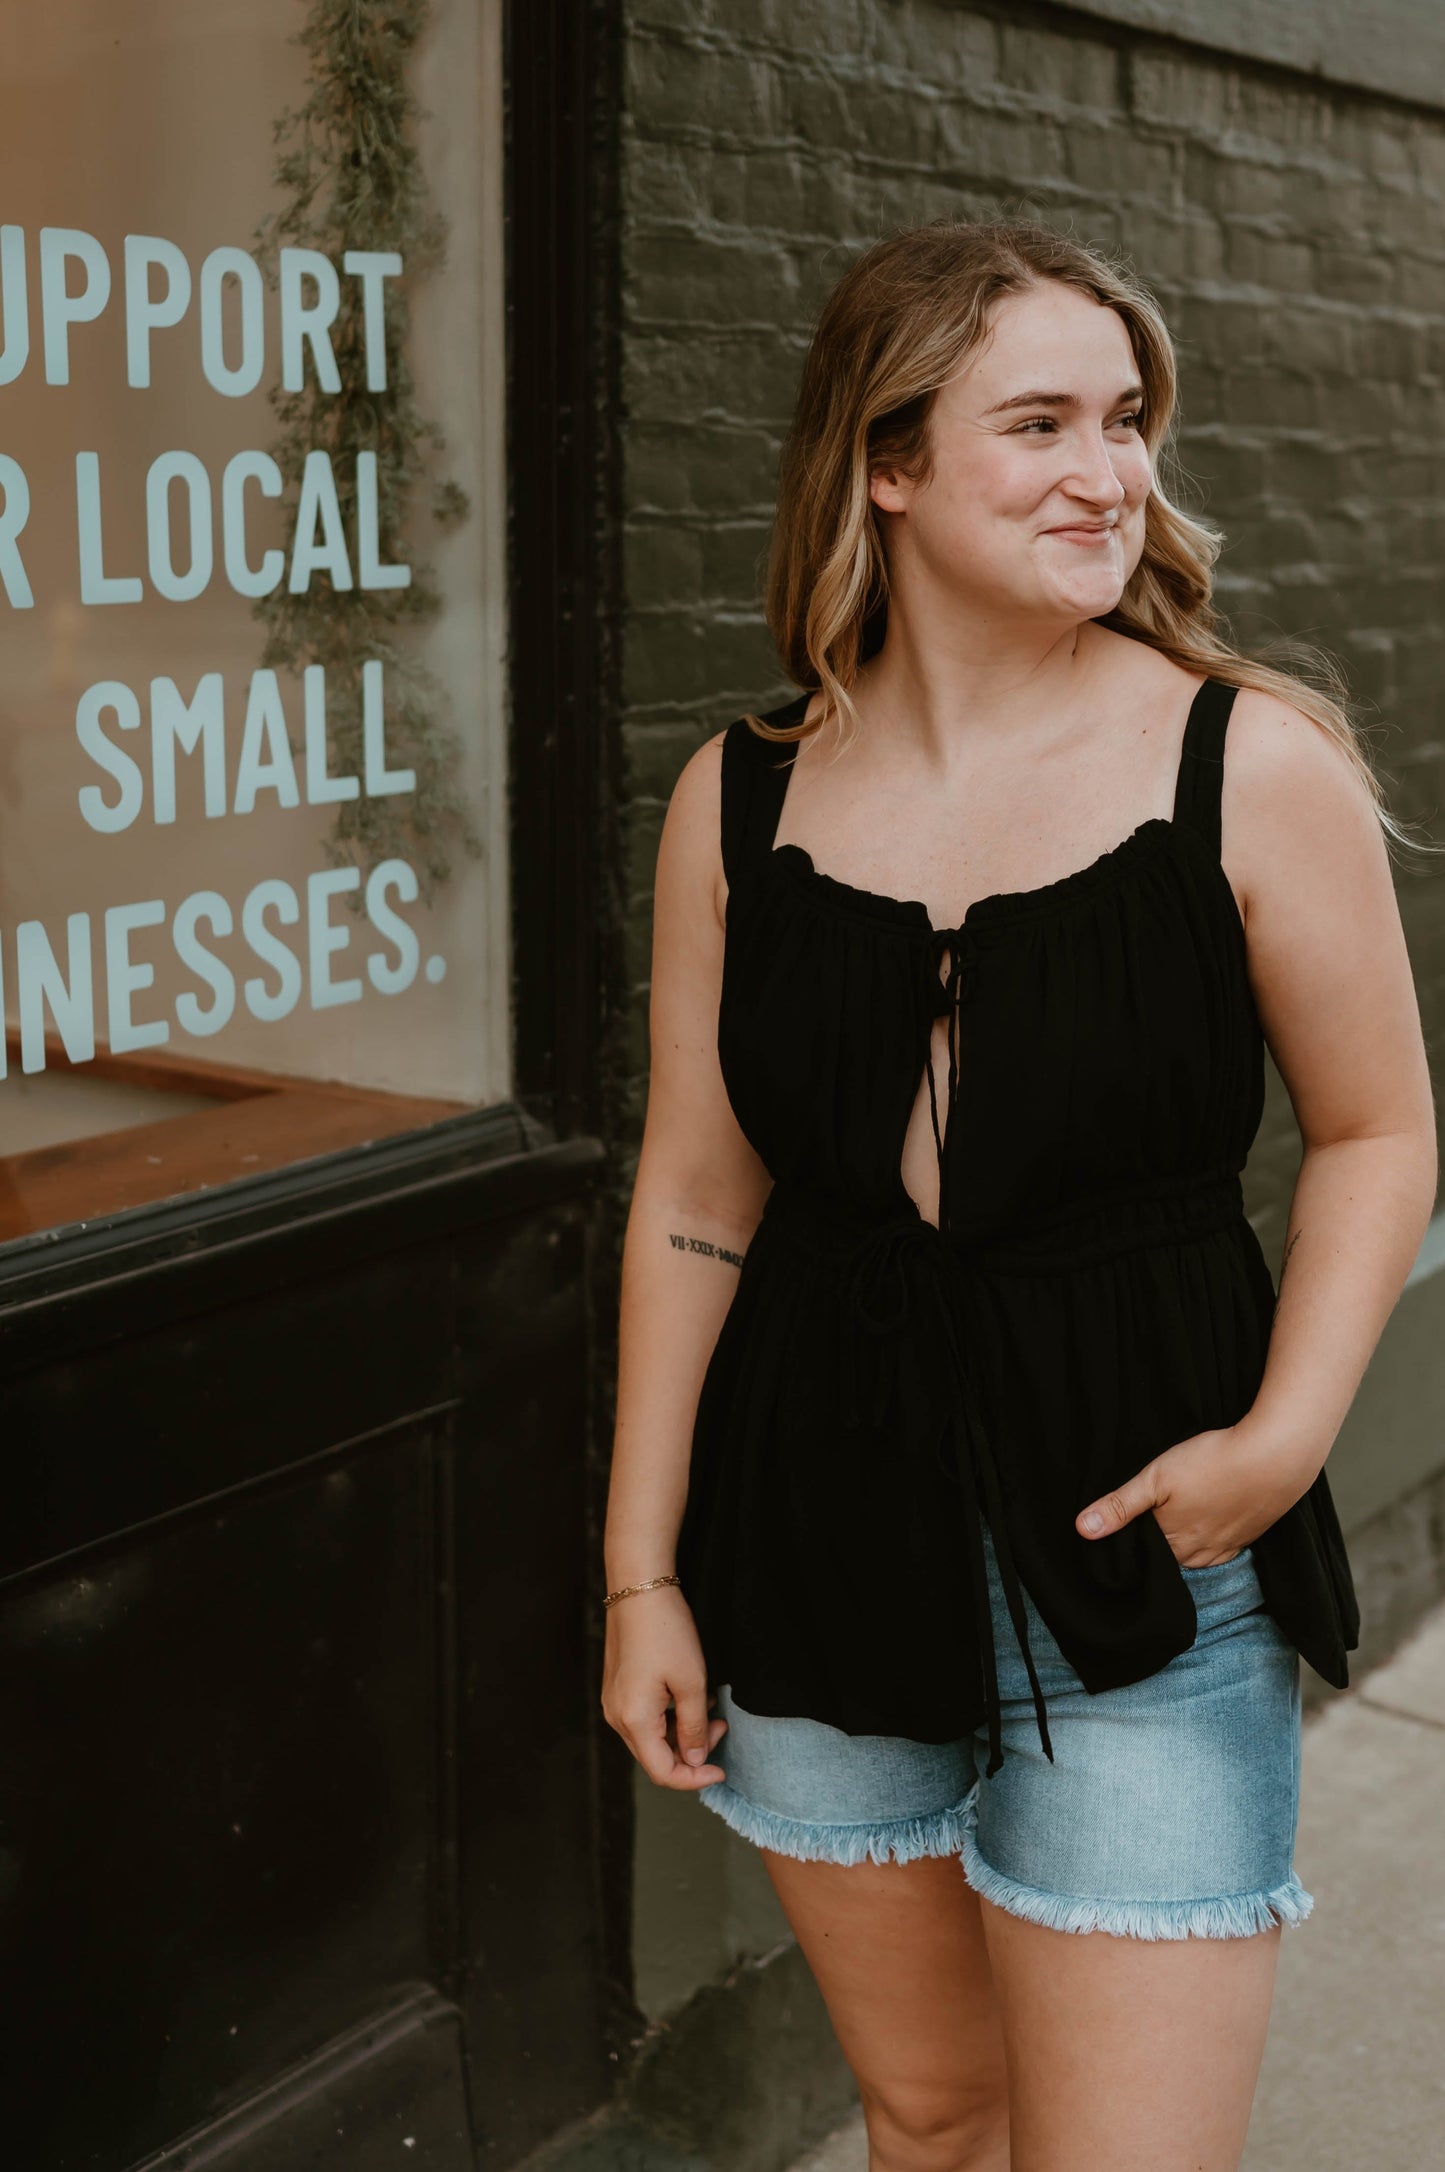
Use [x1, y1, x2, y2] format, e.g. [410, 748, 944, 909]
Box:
[769, 817, 1180, 936]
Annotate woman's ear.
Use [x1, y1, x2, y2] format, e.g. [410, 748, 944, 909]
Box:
[869, 462, 910, 516]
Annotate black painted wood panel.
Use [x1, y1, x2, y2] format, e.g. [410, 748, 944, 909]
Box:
[0, 1141, 608, 2171]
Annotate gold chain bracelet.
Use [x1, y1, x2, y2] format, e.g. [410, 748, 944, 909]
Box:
[604, 1574, 682, 1609]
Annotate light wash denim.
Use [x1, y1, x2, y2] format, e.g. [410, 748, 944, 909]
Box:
[699, 1521, 1311, 1940]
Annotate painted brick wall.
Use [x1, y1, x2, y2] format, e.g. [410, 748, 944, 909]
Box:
[609, 0, 1445, 1264]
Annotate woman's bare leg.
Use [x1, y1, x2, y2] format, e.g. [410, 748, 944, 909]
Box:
[762, 1847, 1010, 2172]
[980, 1900, 1283, 2171]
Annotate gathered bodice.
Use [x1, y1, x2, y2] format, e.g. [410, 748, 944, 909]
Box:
[720, 697, 1262, 1243]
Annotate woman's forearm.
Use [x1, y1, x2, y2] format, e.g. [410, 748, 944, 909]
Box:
[604, 1177, 761, 1589]
[1242, 1127, 1438, 1490]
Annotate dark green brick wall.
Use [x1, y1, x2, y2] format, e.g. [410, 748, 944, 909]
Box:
[610, 0, 1445, 1252]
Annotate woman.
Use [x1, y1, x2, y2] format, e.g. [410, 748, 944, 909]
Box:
[601, 218, 1437, 2171]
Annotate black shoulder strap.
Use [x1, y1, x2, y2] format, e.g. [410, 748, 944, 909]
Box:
[720, 691, 812, 890]
[1171, 677, 1238, 856]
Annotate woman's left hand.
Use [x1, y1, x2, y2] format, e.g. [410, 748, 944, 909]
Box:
[1074, 1421, 1319, 1568]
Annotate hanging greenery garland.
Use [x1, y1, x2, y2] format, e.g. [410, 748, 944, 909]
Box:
[254, 0, 477, 906]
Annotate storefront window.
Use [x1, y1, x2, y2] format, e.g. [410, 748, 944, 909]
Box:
[0, 0, 506, 1242]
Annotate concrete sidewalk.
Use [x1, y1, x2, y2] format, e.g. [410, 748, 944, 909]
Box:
[790, 1596, 1445, 2171]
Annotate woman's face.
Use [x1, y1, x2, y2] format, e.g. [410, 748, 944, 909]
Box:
[870, 281, 1154, 628]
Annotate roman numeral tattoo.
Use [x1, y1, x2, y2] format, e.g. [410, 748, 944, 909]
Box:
[668, 1231, 746, 1269]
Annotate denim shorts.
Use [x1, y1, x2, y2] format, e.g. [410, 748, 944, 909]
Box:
[698, 1521, 1311, 1940]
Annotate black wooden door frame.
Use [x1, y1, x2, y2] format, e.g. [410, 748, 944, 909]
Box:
[506, 0, 624, 1147]
[503, 0, 638, 2093]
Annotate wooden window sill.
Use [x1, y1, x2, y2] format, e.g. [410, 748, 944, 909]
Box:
[0, 1033, 469, 1242]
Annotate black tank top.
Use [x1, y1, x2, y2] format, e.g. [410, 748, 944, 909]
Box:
[675, 675, 1361, 1778]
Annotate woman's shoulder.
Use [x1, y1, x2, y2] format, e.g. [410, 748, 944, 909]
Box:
[1220, 683, 1364, 802]
[1092, 626, 1362, 803]
[659, 708, 788, 922]
[680, 708, 800, 808]
[664, 699, 798, 829]
[1226, 688, 1383, 906]
[654, 725, 731, 914]
[682, 714, 748, 778]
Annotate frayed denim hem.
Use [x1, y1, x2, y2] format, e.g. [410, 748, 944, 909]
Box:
[695, 1776, 974, 1867]
[958, 1798, 1314, 1941]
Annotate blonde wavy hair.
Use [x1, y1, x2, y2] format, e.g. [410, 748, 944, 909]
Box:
[749, 216, 1420, 853]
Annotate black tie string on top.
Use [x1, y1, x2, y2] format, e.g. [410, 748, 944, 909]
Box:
[936, 924, 1054, 1775]
[824, 922, 1057, 1780]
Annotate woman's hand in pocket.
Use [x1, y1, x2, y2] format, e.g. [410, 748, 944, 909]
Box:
[1072, 1420, 1318, 1569]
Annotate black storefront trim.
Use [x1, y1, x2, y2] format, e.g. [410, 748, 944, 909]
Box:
[505, 0, 621, 1143]
[0, 1106, 603, 1356]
